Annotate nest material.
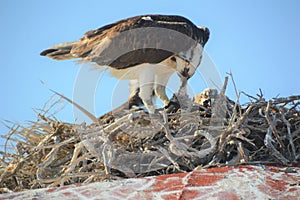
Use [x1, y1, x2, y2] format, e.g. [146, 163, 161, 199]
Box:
[0, 82, 299, 193]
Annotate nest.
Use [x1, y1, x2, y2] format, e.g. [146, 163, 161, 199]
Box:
[0, 78, 299, 193]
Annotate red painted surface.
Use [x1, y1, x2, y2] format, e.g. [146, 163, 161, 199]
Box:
[0, 165, 299, 199]
[187, 170, 224, 187]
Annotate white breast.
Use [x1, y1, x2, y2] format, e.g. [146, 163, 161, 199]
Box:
[109, 57, 176, 80]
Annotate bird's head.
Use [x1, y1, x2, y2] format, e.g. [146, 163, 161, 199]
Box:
[175, 26, 209, 80]
[197, 26, 210, 47]
[175, 56, 196, 81]
[175, 56, 197, 96]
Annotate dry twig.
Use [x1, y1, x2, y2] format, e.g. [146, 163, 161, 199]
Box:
[0, 81, 299, 193]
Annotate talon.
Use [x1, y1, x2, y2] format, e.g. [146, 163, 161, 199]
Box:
[165, 100, 180, 113]
[128, 89, 143, 109]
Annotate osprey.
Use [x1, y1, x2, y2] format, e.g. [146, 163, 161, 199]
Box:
[41, 14, 210, 114]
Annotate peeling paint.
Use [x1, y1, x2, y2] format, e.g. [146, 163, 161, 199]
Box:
[0, 165, 299, 199]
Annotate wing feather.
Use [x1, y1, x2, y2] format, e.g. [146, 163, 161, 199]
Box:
[41, 15, 209, 69]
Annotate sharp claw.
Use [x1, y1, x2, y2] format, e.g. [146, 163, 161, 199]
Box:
[165, 100, 180, 113]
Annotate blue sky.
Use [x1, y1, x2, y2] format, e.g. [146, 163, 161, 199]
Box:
[1, 1, 300, 135]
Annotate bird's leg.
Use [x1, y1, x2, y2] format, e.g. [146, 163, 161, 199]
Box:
[138, 67, 156, 114]
[129, 80, 139, 98]
[155, 75, 180, 113]
[139, 83, 155, 114]
[128, 80, 143, 109]
[155, 84, 169, 105]
[154, 74, 171, 107]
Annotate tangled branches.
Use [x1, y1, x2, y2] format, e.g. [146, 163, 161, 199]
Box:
[0, 89, 299, 192]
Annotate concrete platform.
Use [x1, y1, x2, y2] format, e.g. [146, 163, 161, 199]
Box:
[1, 165, 299, 200]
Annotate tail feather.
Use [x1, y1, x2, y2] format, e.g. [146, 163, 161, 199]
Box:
[40, 41, 77, 60]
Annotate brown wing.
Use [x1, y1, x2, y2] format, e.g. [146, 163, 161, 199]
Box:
[109, 48, 173, 69]
[41, 15, 209, 69]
